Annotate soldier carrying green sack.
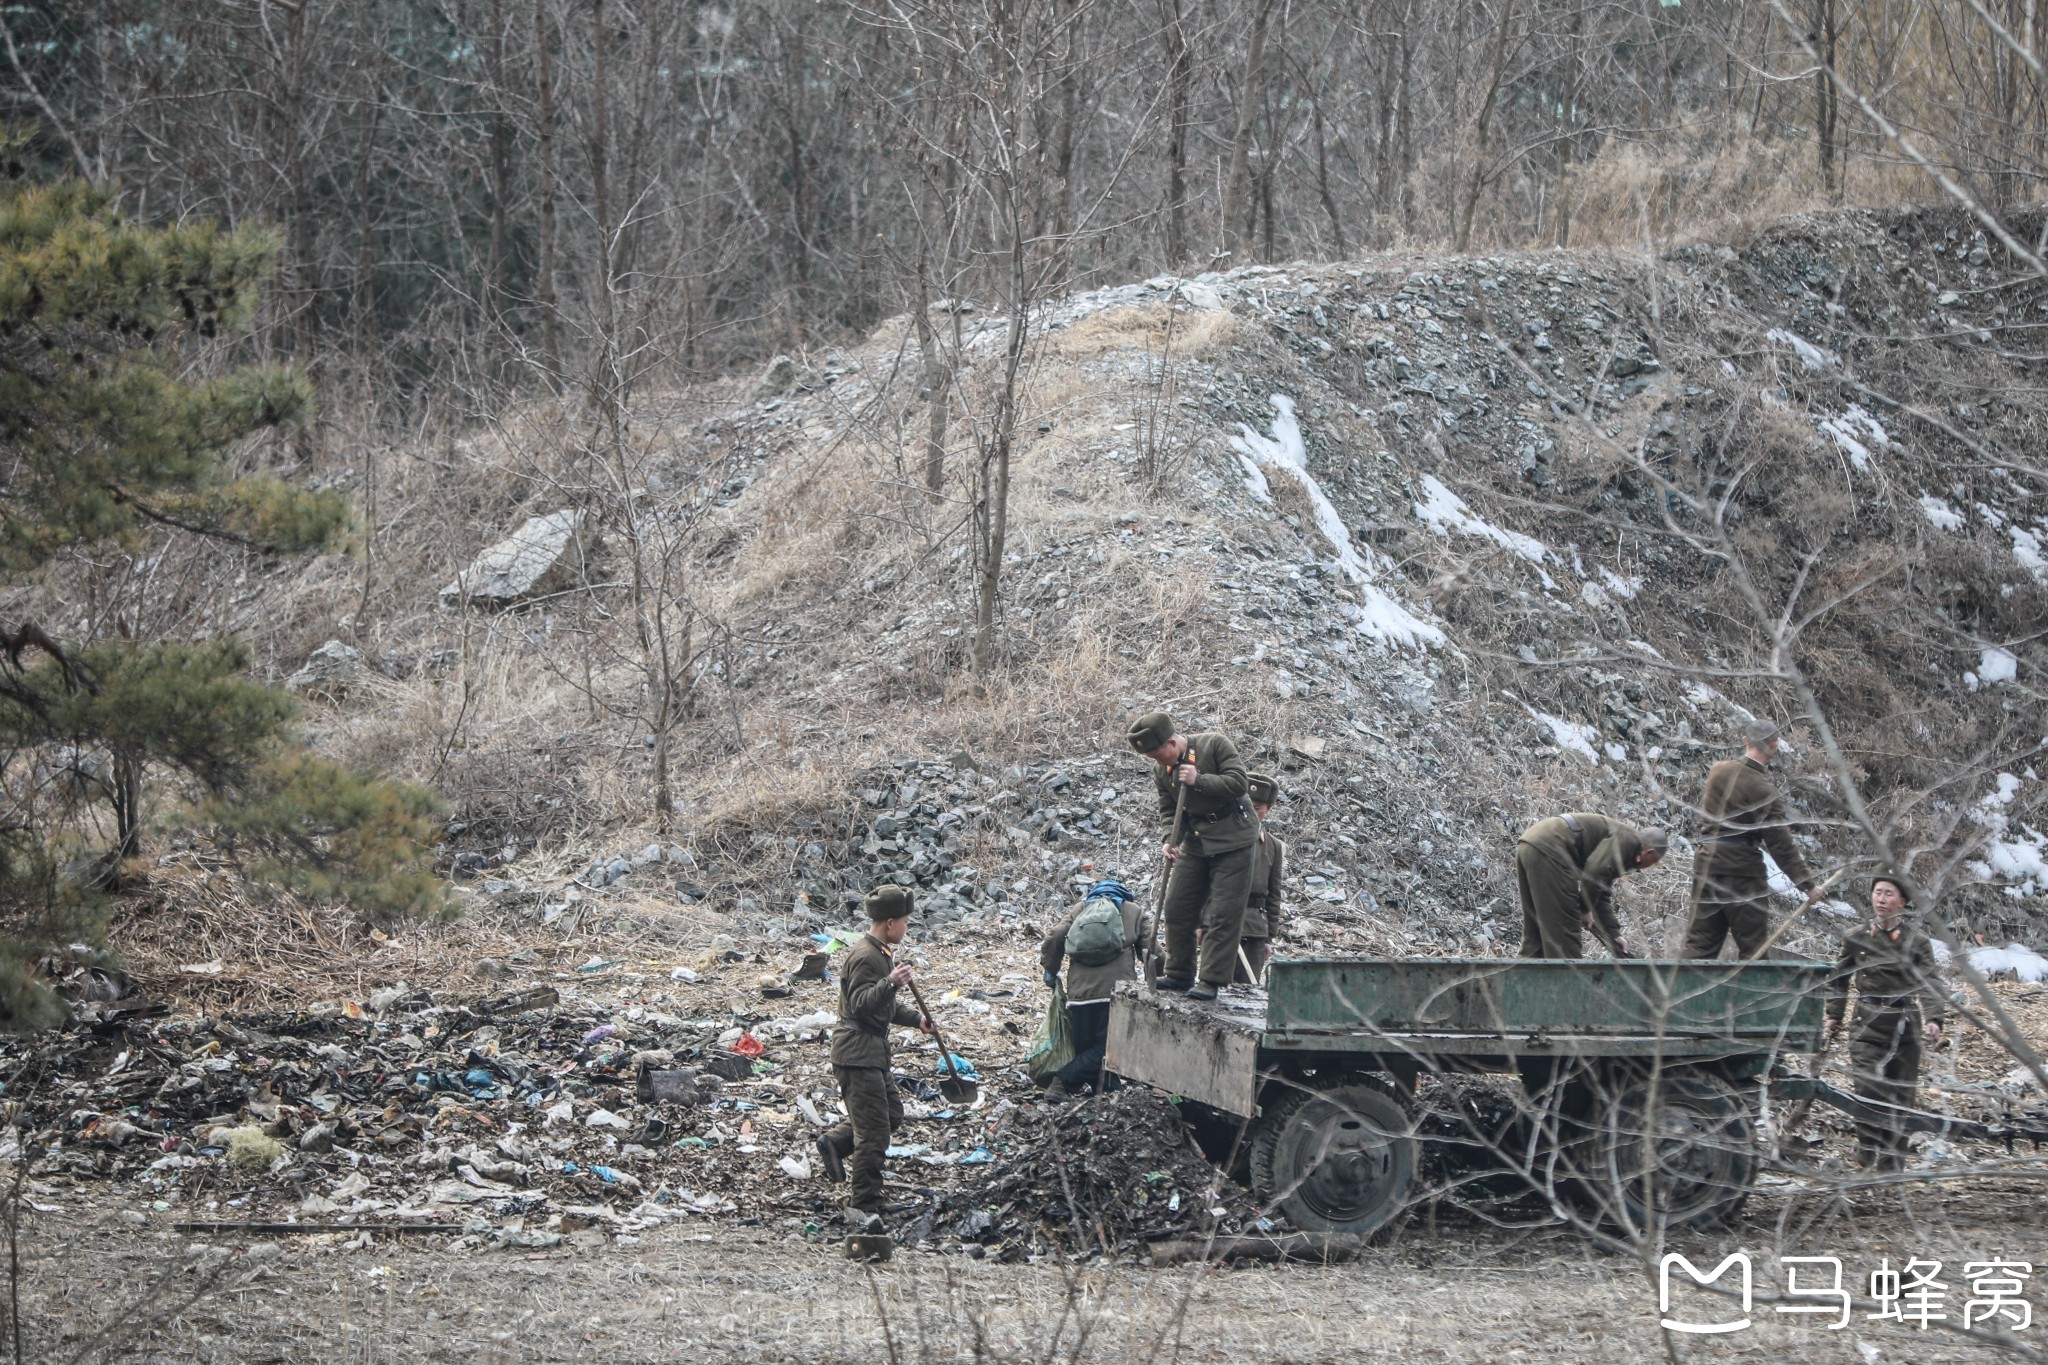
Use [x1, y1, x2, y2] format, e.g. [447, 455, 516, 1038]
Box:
[815, 886, 938, 1230]
[1127, 710, 1256, 1001]
[1038, 877, 1147, 1102]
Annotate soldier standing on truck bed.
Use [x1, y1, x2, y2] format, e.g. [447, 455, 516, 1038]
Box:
[1234, 773, 1287, 983]
[1514, 813, 1667, 958]
[1825, 869, 1947, 1171]
[1126, 711, 1256, 1001]
[1681, 719, 1824, 959]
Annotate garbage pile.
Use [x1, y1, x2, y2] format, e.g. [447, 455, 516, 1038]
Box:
[0, 980, 1001, 1247]
[935, 1089, 1267, 1260]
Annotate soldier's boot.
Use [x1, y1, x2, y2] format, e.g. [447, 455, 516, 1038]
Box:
[1186, 983, 1218, 1001]
[1042, 1077, 1072, 1104]
[1153, 976, 1192, 992]
[816, 1132, 846, 1183]
[844, 1206, 886, 1234]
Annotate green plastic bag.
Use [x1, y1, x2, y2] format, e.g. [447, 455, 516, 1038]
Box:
[1025, 982, 1074, 1085]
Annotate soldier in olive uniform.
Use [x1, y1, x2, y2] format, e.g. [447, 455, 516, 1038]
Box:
[1514, 813, 1667, 958]
[816, 886, 936, 1228]
[1127, 711, 1257, 1001]
[1681, 720, 1823, 959]
[1825, 870, 1946, 1170]
[1234, 773, 1287, 984]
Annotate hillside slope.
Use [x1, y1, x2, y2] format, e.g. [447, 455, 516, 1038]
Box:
[141, 206, 2047, 981]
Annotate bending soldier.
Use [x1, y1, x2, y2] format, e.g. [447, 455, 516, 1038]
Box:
[1038, 877, 1145, 1102]
[1514, 813, 1667, 958]
[816, 886, 937, 1229]
[1825, 870, 1946, 1171]
[1127, 710, 1256, 1002]
[1681, 719, 1822, 959]
[1235, 773, 1287, 983]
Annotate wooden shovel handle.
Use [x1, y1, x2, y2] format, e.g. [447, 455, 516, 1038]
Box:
[903, 975, 964, 1084]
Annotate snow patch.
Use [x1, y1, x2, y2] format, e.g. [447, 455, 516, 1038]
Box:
[1524, 708, 1600, 764]
[1597, 568, 1642, 600]
[1230, 395, 1443, 649]
[1970, 944, 2048, 984]
[1967, 770, 2048, 895]
[1413, 474, 1551, 563]
[1815, 404, 1888, 470]
[2014, 526, 2048, 584]
[1766, 328, 1840, 371]
[1968, 647, 2018, 692]
[1918, 495, 1965, 532]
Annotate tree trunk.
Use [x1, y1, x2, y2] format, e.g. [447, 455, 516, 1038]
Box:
[1454, 0, 1519, 253]
[535, 0, 562, 383]
[912, 238, 951, 501]
[1312, 49, 1348, 259]
[1815, 0, 1839, 196]
[1160, 0, 1193, 267]
[1219, 0, 1277, 262]
[487, 0, 513, 338]
[1553, 0, 1583, 248]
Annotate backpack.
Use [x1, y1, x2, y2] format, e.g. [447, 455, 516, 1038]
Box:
[1065, 894, 1129, 967]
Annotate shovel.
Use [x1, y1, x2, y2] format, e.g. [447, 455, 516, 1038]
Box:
[904, 976, 979, 1105]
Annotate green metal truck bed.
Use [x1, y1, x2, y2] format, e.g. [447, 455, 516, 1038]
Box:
[1266, 956, 1829, 1052]
[1106, 956, 1830, 1117]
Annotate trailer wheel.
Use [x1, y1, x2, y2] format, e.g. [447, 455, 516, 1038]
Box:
[1574, 1075, 1755, 1233]
[1250, 1077, 1416, 1238]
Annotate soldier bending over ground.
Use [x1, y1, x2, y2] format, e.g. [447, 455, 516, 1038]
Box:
[1514, 813, 1666, 958]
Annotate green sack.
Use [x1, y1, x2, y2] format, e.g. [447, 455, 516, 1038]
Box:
[1025, 982, 1074, 1085]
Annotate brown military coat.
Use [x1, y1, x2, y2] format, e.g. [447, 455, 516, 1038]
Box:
[1150, 730, 1255, 853]
[1517, 812, 1645, 946]
[1826, 920, 1946, 1032]
[829, 932, 922, 1069]
[1244, 828, 1286, 939]
[1694, 756, 1814, 891]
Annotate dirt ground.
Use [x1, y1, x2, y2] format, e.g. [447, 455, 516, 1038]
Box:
[22, 1166, 2048, 1364]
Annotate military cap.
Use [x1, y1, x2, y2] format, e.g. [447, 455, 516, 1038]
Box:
[865, 885, 915, 920]
[1870, 867, 1915, 903]
[1741, 718, 1782, 749]
[1247, 772, 1280, 805]
[1126, 711, 1175, 752]
[1638, 827, 1670, 854]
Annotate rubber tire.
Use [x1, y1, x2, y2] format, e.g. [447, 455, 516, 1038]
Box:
[1573, 1075, 1756, 1233]
[1250, 1076, 1416, 1239]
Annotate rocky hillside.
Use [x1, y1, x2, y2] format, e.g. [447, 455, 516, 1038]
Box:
[159, 205, 2048, 983]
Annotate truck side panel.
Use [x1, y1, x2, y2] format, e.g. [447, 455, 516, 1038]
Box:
[1105, 986, 1262, 1117]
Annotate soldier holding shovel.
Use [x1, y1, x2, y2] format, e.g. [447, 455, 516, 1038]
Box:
[1127, 711, 1256, 1001]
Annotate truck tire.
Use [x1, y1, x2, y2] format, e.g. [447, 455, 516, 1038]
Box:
[1250, 1076, 1416, 1239]
[1570, 1074, 1755, 1233]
